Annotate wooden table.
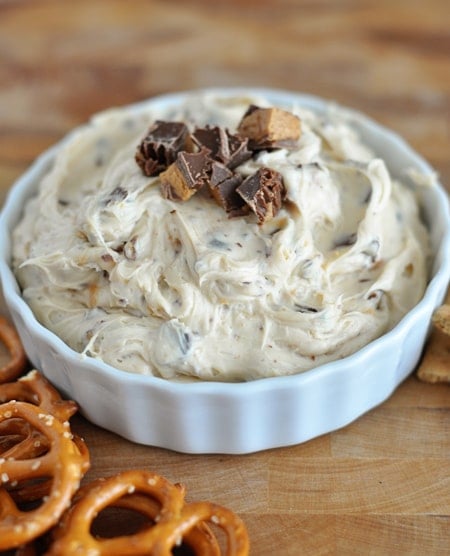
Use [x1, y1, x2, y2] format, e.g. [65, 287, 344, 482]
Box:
[1, 1, 449, 553]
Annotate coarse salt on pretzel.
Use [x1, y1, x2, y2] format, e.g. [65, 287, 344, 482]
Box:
[0, 401, 90, 551]
[48, 469, 249, 556]
[0, 315, 27, 384]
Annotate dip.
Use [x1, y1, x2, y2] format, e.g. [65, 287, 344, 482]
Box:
[12, 93, 430, 381]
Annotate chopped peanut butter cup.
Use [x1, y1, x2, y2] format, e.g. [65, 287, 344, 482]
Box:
[208, 161, 247, 216]
[135, 120, 189, 176]
[237, 105, 301, 149]
[160, 148, 211, 201]
[191, 126, 252, 169]
[135, 105, 298, 221]
[237, 167, 286, 224]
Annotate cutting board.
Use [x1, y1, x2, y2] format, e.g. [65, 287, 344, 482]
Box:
[1, 0, 449, 553]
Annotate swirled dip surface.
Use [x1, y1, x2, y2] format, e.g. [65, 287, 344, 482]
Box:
[12, 94, 430, 381]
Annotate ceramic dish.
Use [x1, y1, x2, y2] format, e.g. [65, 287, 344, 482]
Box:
[1, 88, 449, 454]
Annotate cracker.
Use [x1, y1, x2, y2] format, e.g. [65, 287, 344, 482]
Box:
[432, 303, 450, 336]
[416, 297, 450, 384]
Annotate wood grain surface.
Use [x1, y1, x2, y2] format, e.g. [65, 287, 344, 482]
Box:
[0, 1, 449, 554]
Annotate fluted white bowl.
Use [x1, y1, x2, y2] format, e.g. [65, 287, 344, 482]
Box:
[1, 88, 449, 454]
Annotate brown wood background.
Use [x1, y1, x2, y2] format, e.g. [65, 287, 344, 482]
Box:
[0, 1, 449, 553]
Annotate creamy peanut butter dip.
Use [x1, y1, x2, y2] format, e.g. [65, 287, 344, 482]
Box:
[12, 94, 430, 381]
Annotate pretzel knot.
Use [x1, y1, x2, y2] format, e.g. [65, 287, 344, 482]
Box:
[0, 369, 78, 423]
[48, 469, 249, 555]
[0, 316, 27, 384]
[0, 401, 90, 550]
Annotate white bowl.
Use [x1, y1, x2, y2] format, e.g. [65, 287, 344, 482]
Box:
[1, 88, 449, 454]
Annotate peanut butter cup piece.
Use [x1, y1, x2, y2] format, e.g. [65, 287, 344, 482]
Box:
[191, 126, 252, 169]
[136, 120, 189, 176]
[237, 105, 301, 149]
[208, 161, 248, 216]
[160, 149, 211, 201]
[237, 167, 286, 224]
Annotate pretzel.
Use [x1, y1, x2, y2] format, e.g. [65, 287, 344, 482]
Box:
[52, 477, 220, 555]
[0, 369, 78, 423]
[6, 433, 90, 508]
[0, 370, 79, 466]
[162, 501, 250, 556]
[0, 315, 27, 383]
[48, 469, 249, 555]
[112, 493, 220, 555]
[0, 401, 90, 551]
[0, 416, 48, 460]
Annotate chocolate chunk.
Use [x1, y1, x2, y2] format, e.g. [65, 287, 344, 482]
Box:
[135, 120, 189, 176]
[191, 126, 252, 169]
[226, 131, 253, 169]
[210, 160, 234, 186]
[294, 304, 320, 313]
[208, 161, 247, 216]
[237, 106, 301, 150]
[333, 232, 358, 249]
[191, 126, 226, 160]
[237, 167, 286, 224]
[160, 148, 211, 201]
[104, 186, 128, 206]
[361, 239, 380, 264]
[367, 288, 385, 310]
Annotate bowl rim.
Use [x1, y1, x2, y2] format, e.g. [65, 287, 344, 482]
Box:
[1, 88, 449, 401]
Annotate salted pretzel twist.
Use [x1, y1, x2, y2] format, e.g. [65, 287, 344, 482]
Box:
[51, 477, 220, 554]
[151, 501, 250, 556]
[0, 369, 78, 422]
[0, 370, 80, 473]
[0, 315, 27, 383]
[0, 401, 90, 550]
[111, 492, 221, 555]
[48, 469, 249, 555]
